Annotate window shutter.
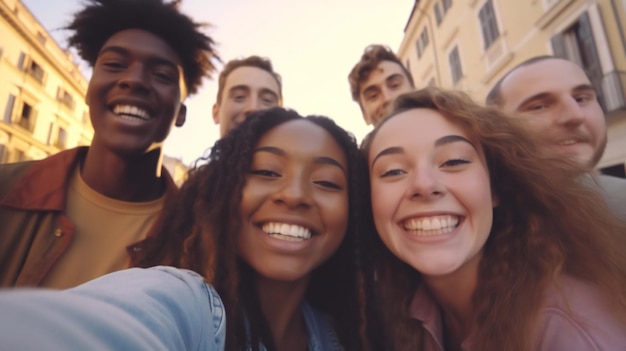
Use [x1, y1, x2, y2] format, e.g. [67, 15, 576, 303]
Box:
[3, 95, 15, 123]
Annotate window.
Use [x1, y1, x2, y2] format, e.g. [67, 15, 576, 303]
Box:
[57, 88, 75, 111]
[3, 95, 15, 123]
[416, 28, 429, 59]
[551, 12, 605, 109]
[15, 149, 27, 162]
[0, 144, 6, 163]
[17, 102, 35, 132]
[421, 28, 430, 51]
[434, 2, 443, 25]
[478, 0, 500, 49]
[17, 52, 46, 84]
[448, 46, 463, 85]
[56, 127, 68, 149]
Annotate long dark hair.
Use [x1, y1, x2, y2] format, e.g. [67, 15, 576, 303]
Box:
[136, 107, 375, 350]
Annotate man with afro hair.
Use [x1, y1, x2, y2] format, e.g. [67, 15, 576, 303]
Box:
[0, 0, 218, 288]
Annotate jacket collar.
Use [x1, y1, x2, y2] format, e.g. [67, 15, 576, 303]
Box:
[1, 147, 178, 211]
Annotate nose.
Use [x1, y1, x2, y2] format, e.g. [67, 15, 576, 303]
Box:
[118, 64, 149, 93]
[557, 96, 586, 127]
[243, 96, 263, 114]
[273, 174, 312, 209]
[407, 166, 446, 200]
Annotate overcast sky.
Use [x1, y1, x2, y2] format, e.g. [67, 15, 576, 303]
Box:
[22, 0, 414, 164]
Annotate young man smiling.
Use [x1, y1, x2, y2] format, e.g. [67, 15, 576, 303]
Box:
[0, 0, 217, 288]
[212, 56, 282, 137]
[348, 45, 415, 126]
[486, 56, 626, 220]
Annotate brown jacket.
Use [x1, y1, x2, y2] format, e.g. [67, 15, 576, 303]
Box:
[0, 147, 178, 287]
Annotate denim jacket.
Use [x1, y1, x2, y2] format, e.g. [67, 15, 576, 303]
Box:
[0, 266, 225, 350]
[251, 301, 344, 351]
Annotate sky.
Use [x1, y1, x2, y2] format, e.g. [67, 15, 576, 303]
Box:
[21, 0, 414, 164]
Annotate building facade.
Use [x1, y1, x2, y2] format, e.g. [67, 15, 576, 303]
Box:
[398, 0, 626, 176]
[0, 0, 93, 164]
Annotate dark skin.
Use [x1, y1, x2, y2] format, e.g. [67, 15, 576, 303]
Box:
[82, 29, 187, 201]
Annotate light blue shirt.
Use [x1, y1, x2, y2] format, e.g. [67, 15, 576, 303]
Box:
[0, 266, 225, 351]
[0, 266, 345, 350]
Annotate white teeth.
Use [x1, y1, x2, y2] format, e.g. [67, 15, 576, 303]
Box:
[113, 105, 150, 120]
[560, 139, 579, 145]
[262, 222, 312, 241]
[403, 215, 459, 236]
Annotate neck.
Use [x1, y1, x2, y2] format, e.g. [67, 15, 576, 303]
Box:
[423, 252, 482, 343]
[81, 145, 165, 202]
[256, 275, 310, 351]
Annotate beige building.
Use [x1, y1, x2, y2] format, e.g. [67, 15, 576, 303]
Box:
[398, 0, 626, 177]
[0, 0, 93, 164]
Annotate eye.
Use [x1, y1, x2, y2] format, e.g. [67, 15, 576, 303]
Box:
[314, 180, 342, 190]
[441, 158, 470, 167]
[250, 169, 280, 178]
[262, 98, 277, 105]
[574, 94, 593, 104]
[528, 103, 548, 111]
[154, 71, 176, 83]
[381, 169, 406, 177]
[102, 61, 125, 70]
[233, 95, 246, 102]
[364, 92, 379, 101]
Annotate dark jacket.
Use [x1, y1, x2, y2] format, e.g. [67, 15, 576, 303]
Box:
[0, 147, 178, 287]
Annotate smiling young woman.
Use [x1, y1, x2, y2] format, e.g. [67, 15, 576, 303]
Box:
[0, 108, 376, 351]
[361, 88, 626, 351]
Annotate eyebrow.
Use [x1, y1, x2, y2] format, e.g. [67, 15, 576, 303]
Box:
[370, 135, 475, 170]
[515, 83, 597, 110]
[370, 146, 404, 170]
[386, 73, 405, 84]
[254, 146, 347, 174]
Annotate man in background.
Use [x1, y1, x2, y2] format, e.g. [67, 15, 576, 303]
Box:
[348, 44, 414, 126]
[486, 56, 626, 219]
[212, 56, 282, 136]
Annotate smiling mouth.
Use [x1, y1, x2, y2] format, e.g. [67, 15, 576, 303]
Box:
[261, 222, 312, 242]
[112, 104, 151, 121]
[402, 215, 460, 236]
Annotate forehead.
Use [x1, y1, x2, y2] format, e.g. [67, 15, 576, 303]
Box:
[361, 61, 408, 89]
[256, 120, 346, 161]
[371, 108, 471, 156]
[100, 29, 182, 65]
[500, 59, 591, 105]
[223, 66, 280, 93]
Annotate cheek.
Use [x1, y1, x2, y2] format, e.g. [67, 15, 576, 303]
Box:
[370, 182, 399, 233]
[586, 110, 606, 138]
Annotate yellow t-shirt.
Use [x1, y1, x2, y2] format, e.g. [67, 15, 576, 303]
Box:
[42, 168, 164, 289]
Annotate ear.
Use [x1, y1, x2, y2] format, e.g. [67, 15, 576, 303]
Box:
[212, 103, 220, 125]
[175, 104, 186, 127]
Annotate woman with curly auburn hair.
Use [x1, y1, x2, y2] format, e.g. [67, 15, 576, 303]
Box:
[362, 88, 626, 351]
[0, 108, 375, 351]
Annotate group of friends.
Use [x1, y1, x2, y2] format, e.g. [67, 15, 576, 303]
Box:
[1, 0, 625, 350]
